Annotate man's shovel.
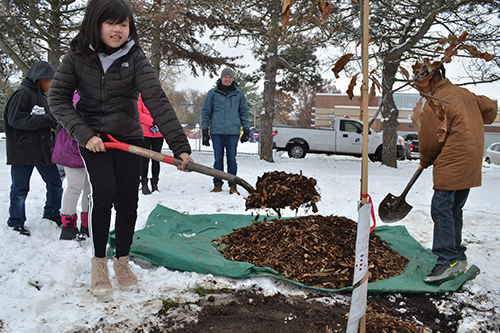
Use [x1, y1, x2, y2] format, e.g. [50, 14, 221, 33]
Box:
[378, 165, 424, 223]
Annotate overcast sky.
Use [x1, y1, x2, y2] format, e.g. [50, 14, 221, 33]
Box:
[176, 42, 500, 107]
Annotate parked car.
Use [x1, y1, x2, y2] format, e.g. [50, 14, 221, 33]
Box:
[403, 133, 419, 160]
[484, 142, 500, 164]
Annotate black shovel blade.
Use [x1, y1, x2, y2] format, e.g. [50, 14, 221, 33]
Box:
[378, 192, 413, 223]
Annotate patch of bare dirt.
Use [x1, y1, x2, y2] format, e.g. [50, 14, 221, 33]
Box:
[150, 289, 465, 333]
[73, 288, 494, 333]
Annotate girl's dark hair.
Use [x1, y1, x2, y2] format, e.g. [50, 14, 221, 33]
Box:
[70, 0, 140, 57]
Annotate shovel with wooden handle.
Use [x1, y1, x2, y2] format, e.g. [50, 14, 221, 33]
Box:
[378, 165, 424, 223]
[101, 133, 256, 194]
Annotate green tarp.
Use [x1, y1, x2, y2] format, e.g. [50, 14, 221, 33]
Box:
[108, 204, 479, 293]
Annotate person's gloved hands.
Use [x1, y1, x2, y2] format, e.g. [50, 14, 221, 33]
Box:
[202, 128, 210, 146]
[240, 128, 249, 143]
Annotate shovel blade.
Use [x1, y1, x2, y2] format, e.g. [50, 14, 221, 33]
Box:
[378, 192, 413, 223]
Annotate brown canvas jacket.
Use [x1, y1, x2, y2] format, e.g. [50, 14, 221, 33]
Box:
[418, 79, 497, 191]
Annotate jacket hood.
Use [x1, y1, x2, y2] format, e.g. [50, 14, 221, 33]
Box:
[25, 61, 56, 85]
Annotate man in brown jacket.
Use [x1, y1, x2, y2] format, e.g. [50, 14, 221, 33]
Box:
[412, 64, 497, 283]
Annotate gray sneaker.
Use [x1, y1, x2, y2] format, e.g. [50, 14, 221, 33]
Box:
[424, 260, 467, 283]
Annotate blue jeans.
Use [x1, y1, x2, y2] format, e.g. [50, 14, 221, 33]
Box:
[7, 164, 63, 228]
[211, 134, 239, 186]
[430, 189, 470, 265]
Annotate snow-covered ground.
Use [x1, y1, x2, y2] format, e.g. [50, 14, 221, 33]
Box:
[0, 137, 499, 332]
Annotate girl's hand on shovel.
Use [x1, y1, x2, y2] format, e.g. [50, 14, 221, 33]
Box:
[86, 135, 106, 153]
[177, 153, 193, 172]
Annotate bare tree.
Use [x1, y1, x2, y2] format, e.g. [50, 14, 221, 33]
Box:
[131, 0, 241, 79]
[0, 0, 82, 74]
[207, 0, 353, 162]
[337, 0, 500, 167]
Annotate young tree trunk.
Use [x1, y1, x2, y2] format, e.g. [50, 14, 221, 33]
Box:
[259, 39, 279, 163]
[150, 0, 162, 78]
[47, 3, 62, 69]
[258, 1, 281, 163]
[381, 61, 400, 168]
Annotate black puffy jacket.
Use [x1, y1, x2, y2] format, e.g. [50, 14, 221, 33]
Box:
[49, 41, 190, 157]
[4, 61, 58, 165]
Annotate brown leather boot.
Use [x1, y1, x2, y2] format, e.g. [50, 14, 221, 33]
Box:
[211, 183, 222, 192]
[229, 184, 240, 195]
[140, 178, 151, 195]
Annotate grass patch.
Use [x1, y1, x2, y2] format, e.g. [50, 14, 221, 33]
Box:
[158, 298, 187, 315]
[187, 285, 231, 297]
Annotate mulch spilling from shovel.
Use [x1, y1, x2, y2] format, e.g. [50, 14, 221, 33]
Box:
[245, 171, 321, 218]
[213, 215, 408, 289]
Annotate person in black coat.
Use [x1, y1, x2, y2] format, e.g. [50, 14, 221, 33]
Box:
[49, 0, 193, 296]
[4, 61, 63, 236]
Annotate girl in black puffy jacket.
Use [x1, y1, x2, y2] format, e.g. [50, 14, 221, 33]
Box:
[49, 0, 193, 296]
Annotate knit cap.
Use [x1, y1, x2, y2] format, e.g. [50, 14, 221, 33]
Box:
[221, 68, 234, 78]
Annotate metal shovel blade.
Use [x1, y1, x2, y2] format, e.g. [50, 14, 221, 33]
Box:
[378, 193, 413, 223]
[378, 166, 424, 223]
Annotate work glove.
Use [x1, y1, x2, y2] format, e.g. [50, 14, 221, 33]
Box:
[240, 128, 250, 143]
[30, 105, 46, 116]
[149, 124, 160, 134]
[202, 128, 210, 146]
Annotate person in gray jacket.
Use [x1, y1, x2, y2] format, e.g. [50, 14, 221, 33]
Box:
[4, 61, 63, 236]
[201, 68, 250, 195]
[49, 0, 193, 296]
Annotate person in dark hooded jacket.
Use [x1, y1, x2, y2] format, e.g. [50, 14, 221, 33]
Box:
[4, 61, 63, 236]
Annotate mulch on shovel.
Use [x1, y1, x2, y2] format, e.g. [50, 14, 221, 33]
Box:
[245, 170, 321, 218]
[213, 215, 409, 289]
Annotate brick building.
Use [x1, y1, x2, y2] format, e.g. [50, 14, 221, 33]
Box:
[313, 92, 500, 150]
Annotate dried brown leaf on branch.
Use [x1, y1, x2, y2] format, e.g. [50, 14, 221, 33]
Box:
[443, 42, 458, 63]
[281, 0, 293, 27]
[436, 31, 495, 63]
[399, 66, 410, 81]
[332, 54, 354, 79]
[356, 38, 374, 48]
[411, 60, 425, 76]
[460, 44, 495, 61]
[368, 82, 377, 106]
[411, 59, 435, 91]
[458, 30, 469, 43]
[370, 75, 381, 92]
[213, 215, 409, 289]
[318, 1, 333, 22]
[346, 73, 359, 102]
[427, 98, 447, 142]
[245, 171, 321, 218]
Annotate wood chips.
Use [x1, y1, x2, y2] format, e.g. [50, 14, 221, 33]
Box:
[245, 171, 321, 218]
[213, 215, 409, 290]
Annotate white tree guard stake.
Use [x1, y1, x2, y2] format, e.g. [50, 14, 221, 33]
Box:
[346, 203, 371, 333]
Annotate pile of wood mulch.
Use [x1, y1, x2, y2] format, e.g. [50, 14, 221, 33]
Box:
[245, 171, 321, 218]
[213, 215, 408, 289]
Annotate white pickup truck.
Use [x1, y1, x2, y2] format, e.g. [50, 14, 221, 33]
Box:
[273, 117, 405, 161]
